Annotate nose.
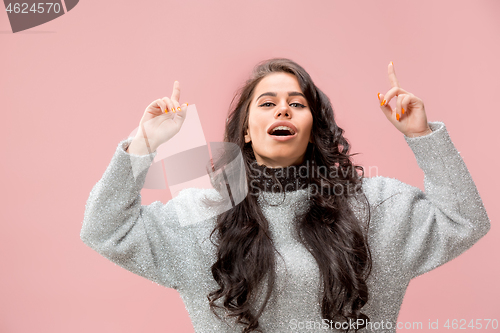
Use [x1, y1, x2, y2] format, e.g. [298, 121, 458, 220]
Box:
[274, 105, 291, 119]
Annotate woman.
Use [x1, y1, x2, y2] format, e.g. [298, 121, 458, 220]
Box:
[81, 58, 490, 332]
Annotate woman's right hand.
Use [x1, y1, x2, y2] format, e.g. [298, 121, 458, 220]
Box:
[131, 81, 188, 153]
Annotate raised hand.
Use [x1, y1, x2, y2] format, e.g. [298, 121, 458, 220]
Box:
[128, 81, 189, 154]
[378, 62, 432, 138]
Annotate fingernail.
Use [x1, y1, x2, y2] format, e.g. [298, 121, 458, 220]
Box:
[391, 61, 393, 66]
[172, 107, 176, 113]
[377, 93, 381, 100]
[186, 103, 189, 106]
[177, 107, 181, 111]
[380, 99, 386, 106]
[165, 108, 168, 113]
[402, 107, 405, 114]
[396, 113, 400, 121]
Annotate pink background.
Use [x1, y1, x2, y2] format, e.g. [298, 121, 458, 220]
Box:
[1, 0, 499, 332]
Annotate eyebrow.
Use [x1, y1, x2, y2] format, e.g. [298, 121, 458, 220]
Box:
[255, 91, 306, 101]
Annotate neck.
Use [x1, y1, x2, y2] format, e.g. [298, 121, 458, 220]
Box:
[249, 158, 311, 193]
[254, 154, 306, 169]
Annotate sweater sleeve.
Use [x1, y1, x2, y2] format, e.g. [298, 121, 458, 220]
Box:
[364, 121, 490, 280]
[80, 137, 201, 290]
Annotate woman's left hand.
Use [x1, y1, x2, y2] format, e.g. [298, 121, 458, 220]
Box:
[378, 62, 432, 138]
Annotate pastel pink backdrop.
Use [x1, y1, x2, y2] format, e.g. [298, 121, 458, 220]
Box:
[1, 0, 498, 332]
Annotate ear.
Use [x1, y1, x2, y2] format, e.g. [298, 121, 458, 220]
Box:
[244, 128, 251, 143]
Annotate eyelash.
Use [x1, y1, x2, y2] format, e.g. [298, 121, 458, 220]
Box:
[259, 102, 306, 108]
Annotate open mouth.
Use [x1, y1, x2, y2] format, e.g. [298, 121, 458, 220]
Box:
[268, 128, 297, 141]
[269, 126, 296, 136]
[270, 129, 294, 136]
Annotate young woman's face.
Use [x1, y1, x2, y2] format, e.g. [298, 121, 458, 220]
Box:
[245, 72, 313, 168]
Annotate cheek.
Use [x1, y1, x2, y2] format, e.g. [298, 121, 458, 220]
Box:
[303, 115, 314, 136]
[249, 118, 265, 138]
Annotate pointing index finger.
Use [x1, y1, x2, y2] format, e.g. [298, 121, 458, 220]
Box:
[171, 80, 181, 103]
[388, 61, 400, 88]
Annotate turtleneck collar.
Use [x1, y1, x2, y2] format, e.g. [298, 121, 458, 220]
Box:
[248, 158, 311, 193]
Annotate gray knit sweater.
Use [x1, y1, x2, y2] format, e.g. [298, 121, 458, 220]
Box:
[80, 121, 490, 333]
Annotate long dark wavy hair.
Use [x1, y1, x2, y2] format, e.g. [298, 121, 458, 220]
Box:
[203, 58, 373, 332]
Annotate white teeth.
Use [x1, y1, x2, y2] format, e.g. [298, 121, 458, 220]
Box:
[271, 126, 295, 135]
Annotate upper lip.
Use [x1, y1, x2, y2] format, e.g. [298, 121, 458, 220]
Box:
[267, 121, 298, 135]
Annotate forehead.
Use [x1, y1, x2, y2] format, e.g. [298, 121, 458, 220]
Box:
[253, 73, 302, 98]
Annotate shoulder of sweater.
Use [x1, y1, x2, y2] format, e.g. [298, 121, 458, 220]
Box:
[167, 187, 226, 228]
[361, 175, 423, 206]
[173, 187, 222, 201]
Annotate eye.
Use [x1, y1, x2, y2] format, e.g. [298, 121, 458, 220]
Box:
[259, 102, 275, 107]
[258, 102, 307, 108]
